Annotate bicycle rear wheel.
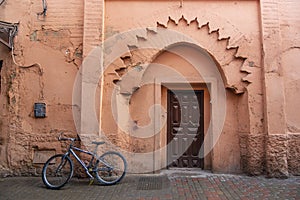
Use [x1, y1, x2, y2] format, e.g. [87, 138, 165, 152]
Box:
[42, 154, 73, 189]
[95, 151, 127, 185]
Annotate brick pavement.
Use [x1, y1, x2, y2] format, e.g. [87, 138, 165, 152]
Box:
[0, 172, 299, 200]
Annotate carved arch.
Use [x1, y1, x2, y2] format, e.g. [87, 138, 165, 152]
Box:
[111, 16, 251, 94]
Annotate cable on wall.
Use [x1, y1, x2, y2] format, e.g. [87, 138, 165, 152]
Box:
[11, 46, 42, 73]
[37, 0, 47, 20]
[0, 0, 5, 6]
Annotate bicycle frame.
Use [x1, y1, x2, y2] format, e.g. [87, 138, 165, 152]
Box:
[64, 142, 113, 179]
[67, 146, 95, 178]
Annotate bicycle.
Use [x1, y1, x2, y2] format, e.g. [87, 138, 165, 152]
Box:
[42, 133, 127, 189]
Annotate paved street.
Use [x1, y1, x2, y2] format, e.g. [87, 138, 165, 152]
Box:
[0, 171, 299, 200]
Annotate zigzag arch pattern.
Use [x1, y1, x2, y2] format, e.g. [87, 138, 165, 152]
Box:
[111, 16, 252, 94]
[128, 4, 258, 62]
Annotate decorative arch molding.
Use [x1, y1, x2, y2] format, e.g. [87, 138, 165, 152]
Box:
[138, 5, 260, 63]
[111, 16, 252, 94]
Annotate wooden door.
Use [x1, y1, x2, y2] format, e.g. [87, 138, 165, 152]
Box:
[167, 90, 204, 168]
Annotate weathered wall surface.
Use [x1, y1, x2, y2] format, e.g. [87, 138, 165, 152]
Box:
[260, 0, 300, 177]
[0, 0, 299, 177]
[0, 0, 83, 175]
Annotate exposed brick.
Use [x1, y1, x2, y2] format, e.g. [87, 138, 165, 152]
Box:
[83, 0, 104, 57]
[33, 0, 84, 47]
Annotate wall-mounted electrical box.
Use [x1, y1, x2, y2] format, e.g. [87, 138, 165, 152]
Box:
[34, 103, 46, 118]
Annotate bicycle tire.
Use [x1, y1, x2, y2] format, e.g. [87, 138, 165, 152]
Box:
[95, 151, 127, 185]
[42, 154, 73, 189]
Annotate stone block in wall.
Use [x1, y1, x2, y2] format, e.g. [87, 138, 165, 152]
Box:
[239, 134, 248, 172]
[266, 134, 289, 178]
[288, 134, 300, 175]
[245, 134, 265, 175]
[33, 150, 55, 164]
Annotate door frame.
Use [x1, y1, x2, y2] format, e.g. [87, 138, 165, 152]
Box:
[152, 77, 218, 171]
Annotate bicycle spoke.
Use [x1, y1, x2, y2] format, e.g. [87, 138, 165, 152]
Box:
[42, 154, 73, 189]
[94, 151, 127, 185]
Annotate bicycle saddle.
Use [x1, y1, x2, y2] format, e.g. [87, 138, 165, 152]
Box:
[92, 141, 105, 145]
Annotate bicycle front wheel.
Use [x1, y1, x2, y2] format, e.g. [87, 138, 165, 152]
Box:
[42, 154, 73, 189]
[95, 151, 127, 185]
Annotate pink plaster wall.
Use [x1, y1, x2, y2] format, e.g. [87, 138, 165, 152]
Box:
[0, 0, 299, 177]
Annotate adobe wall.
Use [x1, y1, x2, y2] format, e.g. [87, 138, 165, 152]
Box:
[103, 0, 261, 174]
[0, 0, 299, 177]
[98, 0, 300, 176]
[0, 0, 83, 175]
[260, 0, 300, 177]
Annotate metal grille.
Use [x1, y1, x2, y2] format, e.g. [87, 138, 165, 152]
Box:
[0, 21, 18, 48]
[137, 176, 167, 190]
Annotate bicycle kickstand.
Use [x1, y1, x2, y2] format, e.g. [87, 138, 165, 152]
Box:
[86, 171, 94, 186]
[89, 178, 94, 185]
